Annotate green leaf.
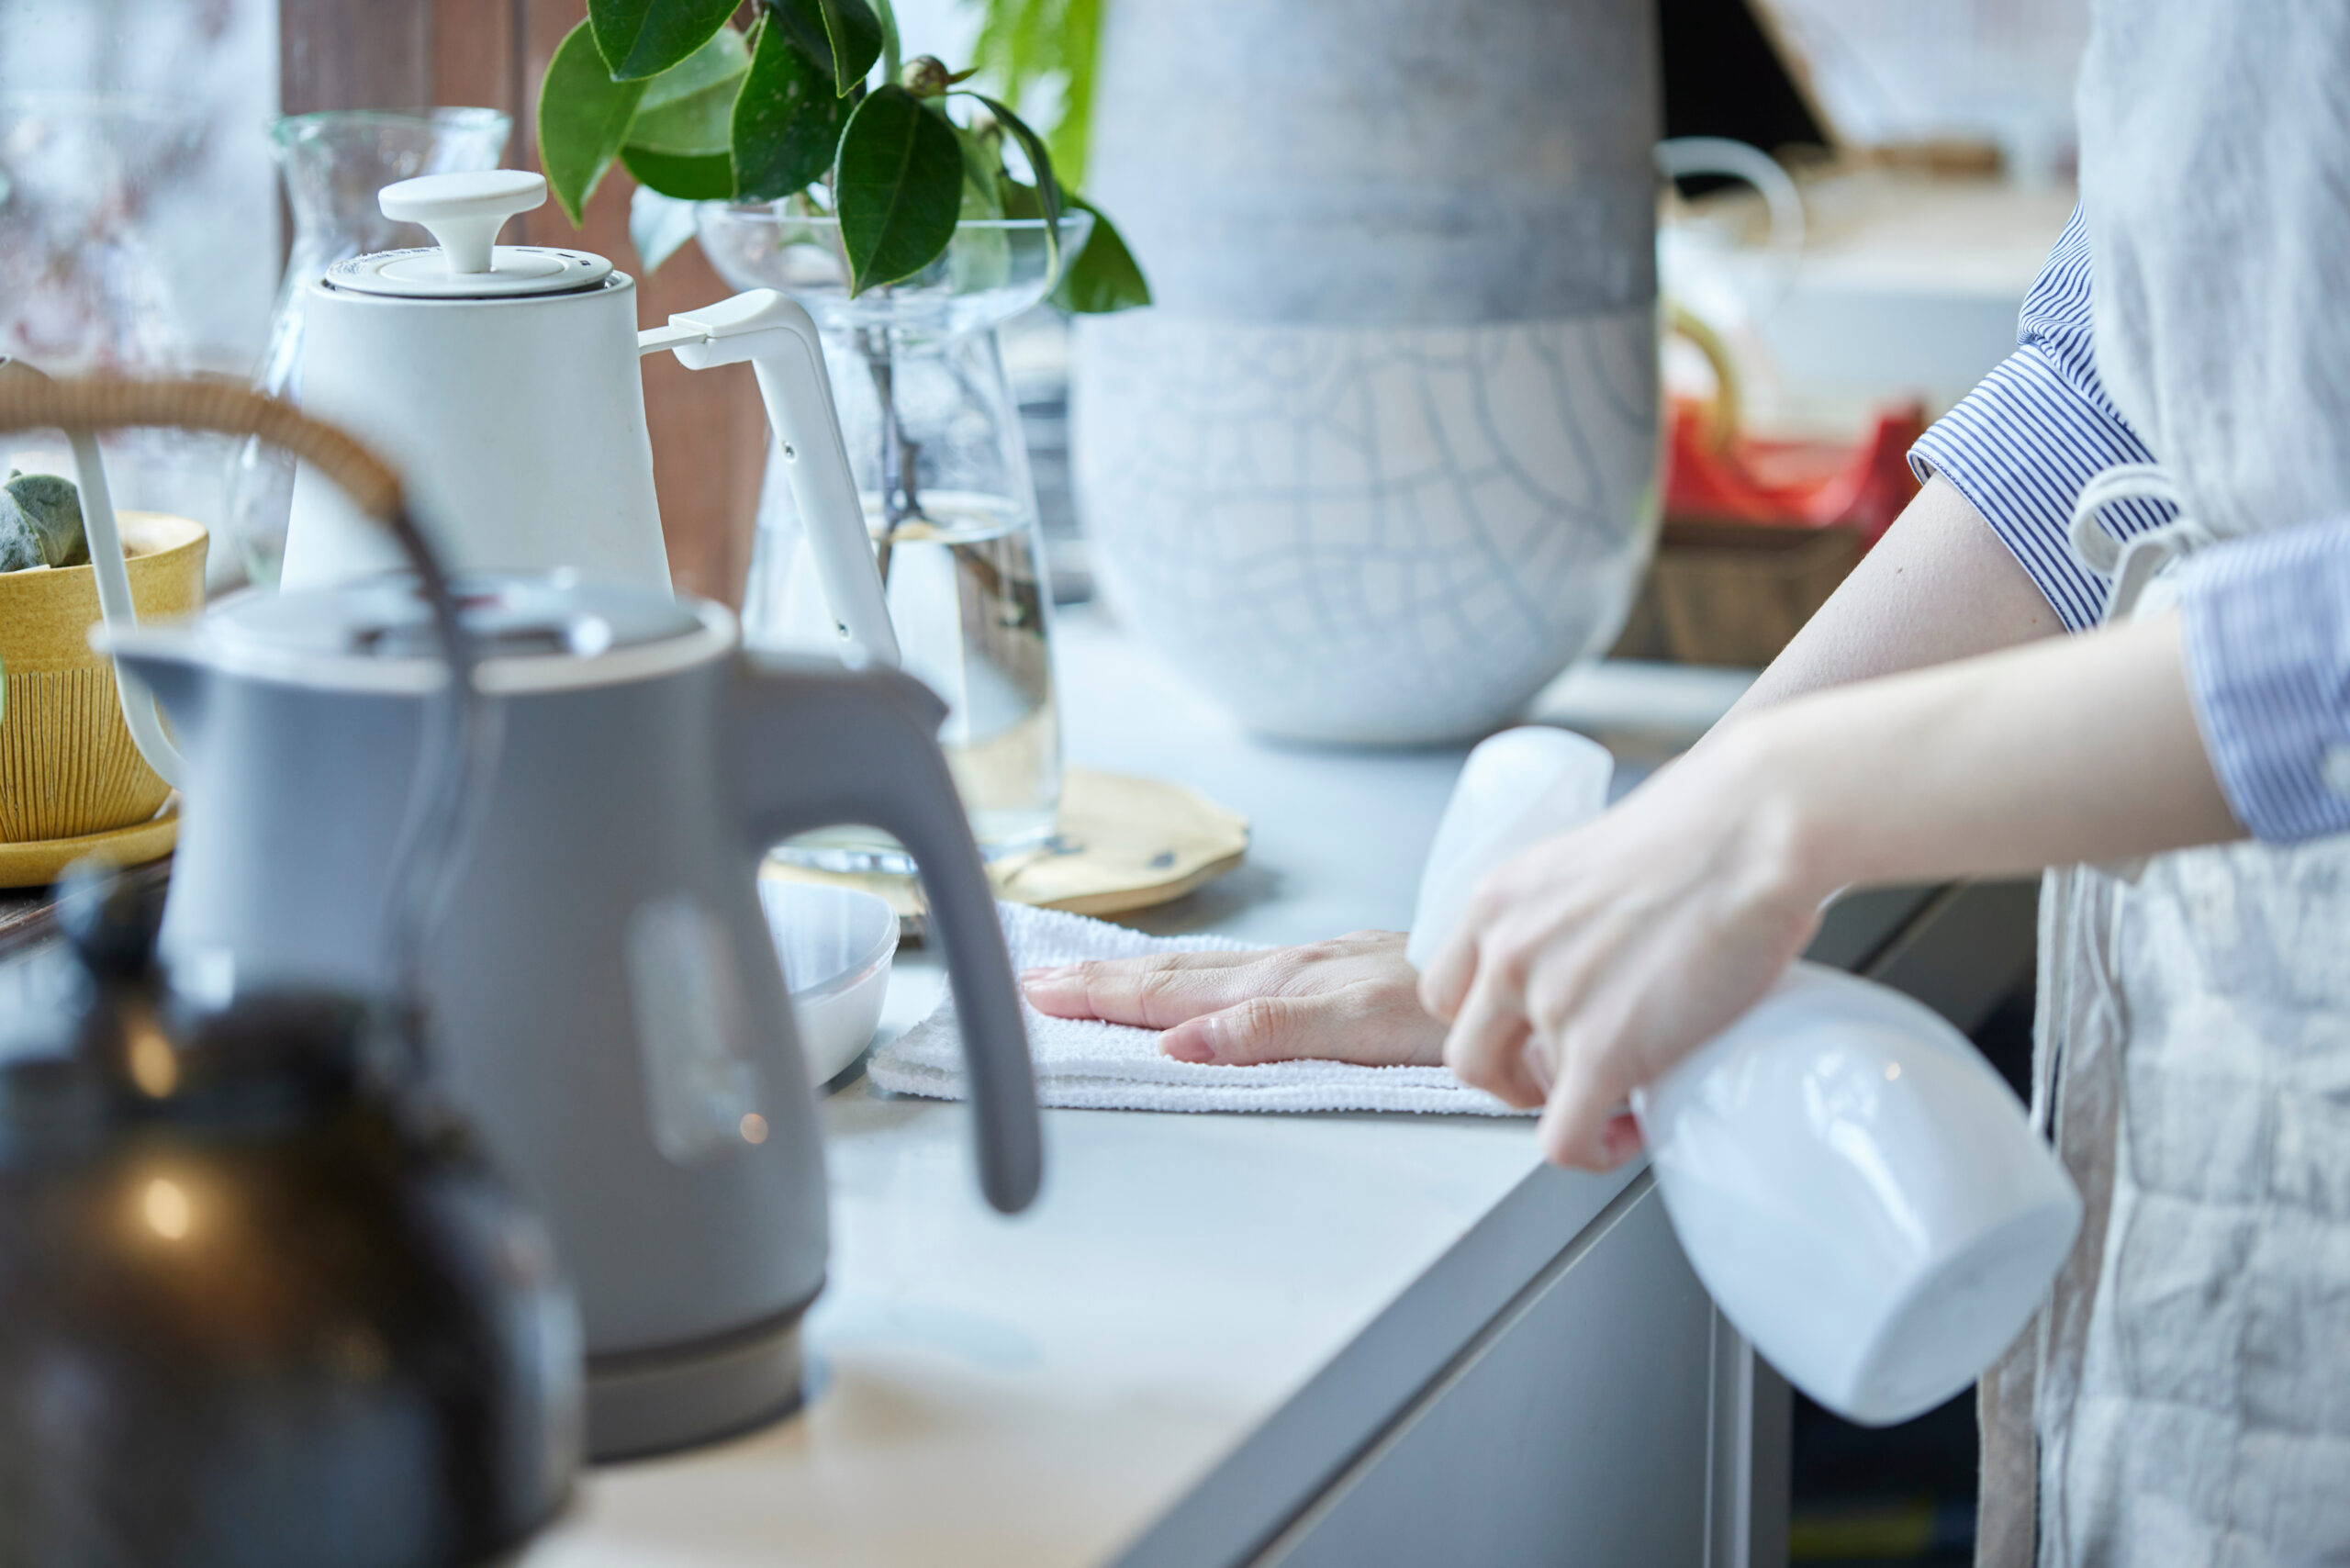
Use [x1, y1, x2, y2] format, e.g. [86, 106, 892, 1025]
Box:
[966, 0, 1102, 191]
[623, 24, 749, 155]
[539, 19, 650, 225]
[834, 83, 964, 294]
[5, 472, 84, 567]
[951, 118, 1005, 213]
[955, 92, 1058, 285]
[946, 118, 1009, 290]
[1053, 196, 1151, 314]
[767, 0, 884, 96]
[876, 0, 901, 88]
[588, 0, 739, 82]
[962, 94, 1057, 225]
[1047, 0, 1102, 195]
[621, 144, 734, 200]
[0, 491, 41, 573]
[732, 14, 849, 203]
[997, 179, 1044, 219]
[635, 21, 751, 110]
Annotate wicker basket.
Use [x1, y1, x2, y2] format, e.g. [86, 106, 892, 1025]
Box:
[1609, 520, 1865, 668]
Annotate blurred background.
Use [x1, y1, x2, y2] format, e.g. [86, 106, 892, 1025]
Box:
[0, 0, 2088, 614]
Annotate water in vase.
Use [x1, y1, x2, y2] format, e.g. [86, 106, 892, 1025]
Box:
[746, 491, 1060, 871]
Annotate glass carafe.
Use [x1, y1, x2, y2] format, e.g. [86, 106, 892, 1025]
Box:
[223, 108, 509, 586]
[699, 207, 1089, 871]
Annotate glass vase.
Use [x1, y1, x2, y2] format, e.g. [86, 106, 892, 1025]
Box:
[224, 108, 509, 587]
[698, 206, 1090, 872]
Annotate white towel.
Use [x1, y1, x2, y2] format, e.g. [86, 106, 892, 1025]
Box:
[867, 902, 1531, 1115]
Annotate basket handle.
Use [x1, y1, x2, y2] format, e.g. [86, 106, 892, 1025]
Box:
[0, 374, 403, 520]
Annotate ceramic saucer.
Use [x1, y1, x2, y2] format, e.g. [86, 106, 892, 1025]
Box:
[0, 799, 179, 890]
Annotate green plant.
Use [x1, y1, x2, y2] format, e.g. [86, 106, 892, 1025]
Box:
[967, 0, 1102, 195]
[0, 470, 85, 574]
[535, 0, 1147, 311]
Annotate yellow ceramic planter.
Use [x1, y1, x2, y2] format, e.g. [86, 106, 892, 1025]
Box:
[0, 512, 207, 843]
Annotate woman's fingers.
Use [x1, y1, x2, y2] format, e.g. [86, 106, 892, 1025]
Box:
[1021, 948, 1260, 1027]
[1158, 995, 1327, 1065]
[1416, 921, 1481, 1024]
[1023, 933, 1451, 1075]
[1535, 1037, 1637, 1170]
[1441, 969, 1549, 1108]
[1158, 982, 1449, 1067]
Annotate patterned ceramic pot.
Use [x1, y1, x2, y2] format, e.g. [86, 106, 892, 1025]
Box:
[1074, 0, 1662, 744]
[0, 512, 205, 841]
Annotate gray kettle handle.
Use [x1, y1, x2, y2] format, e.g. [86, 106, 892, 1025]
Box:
[725, 650, 1041, 1214]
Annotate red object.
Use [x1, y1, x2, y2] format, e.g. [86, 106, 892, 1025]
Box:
[1662, 398, 1927, 544]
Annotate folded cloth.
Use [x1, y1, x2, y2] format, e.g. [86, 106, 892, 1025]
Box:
[867, 902, 1531, 1115]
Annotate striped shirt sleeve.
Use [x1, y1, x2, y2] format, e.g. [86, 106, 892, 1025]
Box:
[1908, 205, 2350, 844]
[2176, 520, 2350, 843]
[1908, 206, 2178, 633]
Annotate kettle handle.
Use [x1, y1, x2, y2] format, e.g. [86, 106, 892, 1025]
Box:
[724, 648, 1040, 1214]
[650, 293, 901, 666]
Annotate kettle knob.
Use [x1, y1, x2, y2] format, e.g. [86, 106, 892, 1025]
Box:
[380, 170, 548, 276]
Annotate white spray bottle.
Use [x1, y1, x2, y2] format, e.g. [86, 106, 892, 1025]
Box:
[1410, 728, 2081, 1426]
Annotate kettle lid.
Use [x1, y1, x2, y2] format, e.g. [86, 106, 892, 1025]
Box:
[182, 573, 726, 693]
[214, 573, 704, 658]
[327, 170, 615, 300]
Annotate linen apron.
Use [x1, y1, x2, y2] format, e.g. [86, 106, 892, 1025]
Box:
[1976, 6, 2350, 1563]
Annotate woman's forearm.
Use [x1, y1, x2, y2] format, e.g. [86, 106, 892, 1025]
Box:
[1736, 610, 2244, 898]
[1719, 473, 2064, 724]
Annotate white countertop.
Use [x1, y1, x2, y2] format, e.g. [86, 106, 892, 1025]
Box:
[529, 611, 1746, 1566]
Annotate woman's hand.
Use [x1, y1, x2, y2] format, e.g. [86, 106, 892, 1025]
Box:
[1427, 609, 2242, 1173]
[1020, 931, 1447, 1067]
[1423, 726, 1829, 1171]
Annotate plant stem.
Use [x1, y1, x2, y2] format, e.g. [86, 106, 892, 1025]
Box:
[859, 319, 922, 584]
[875, 0, 902, 86]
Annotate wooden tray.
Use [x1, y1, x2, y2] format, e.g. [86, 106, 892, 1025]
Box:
[0, 798, 179, 890]
[761, 767, 1248, 929]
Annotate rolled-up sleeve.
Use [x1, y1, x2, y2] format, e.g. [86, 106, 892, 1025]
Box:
[2176, 520, 2350, 842]
[1907, 205, 2350, 844]
[1908, 206, 2178, 633]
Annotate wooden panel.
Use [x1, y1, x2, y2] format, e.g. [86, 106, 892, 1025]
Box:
[280, 0, 770, 607]
[510, 0, 576, 248]
[507, 0, 767, 602]
[280, 0, 431, 114]
[432, 0, 520, 125]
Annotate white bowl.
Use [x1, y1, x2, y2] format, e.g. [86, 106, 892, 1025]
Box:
[760, 880, 900, 1087]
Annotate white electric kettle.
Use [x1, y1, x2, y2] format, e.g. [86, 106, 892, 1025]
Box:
[280, 168, 898, 664]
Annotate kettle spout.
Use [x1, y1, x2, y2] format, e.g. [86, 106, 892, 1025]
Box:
[92, 625, 211, 755]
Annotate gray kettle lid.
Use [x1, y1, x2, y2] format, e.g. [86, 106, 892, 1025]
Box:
[206, 572, 709, 668]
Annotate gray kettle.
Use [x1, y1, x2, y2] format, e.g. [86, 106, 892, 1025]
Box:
[103, 570, 1039, 1461]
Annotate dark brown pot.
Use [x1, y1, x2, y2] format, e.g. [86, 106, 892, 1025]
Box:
[0, 914, 580, 1567]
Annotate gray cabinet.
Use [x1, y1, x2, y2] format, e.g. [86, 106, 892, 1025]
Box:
[1259, 1178, 1715, 1568]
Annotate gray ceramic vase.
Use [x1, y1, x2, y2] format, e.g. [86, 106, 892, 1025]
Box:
[1074, 0, 1662, 745]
